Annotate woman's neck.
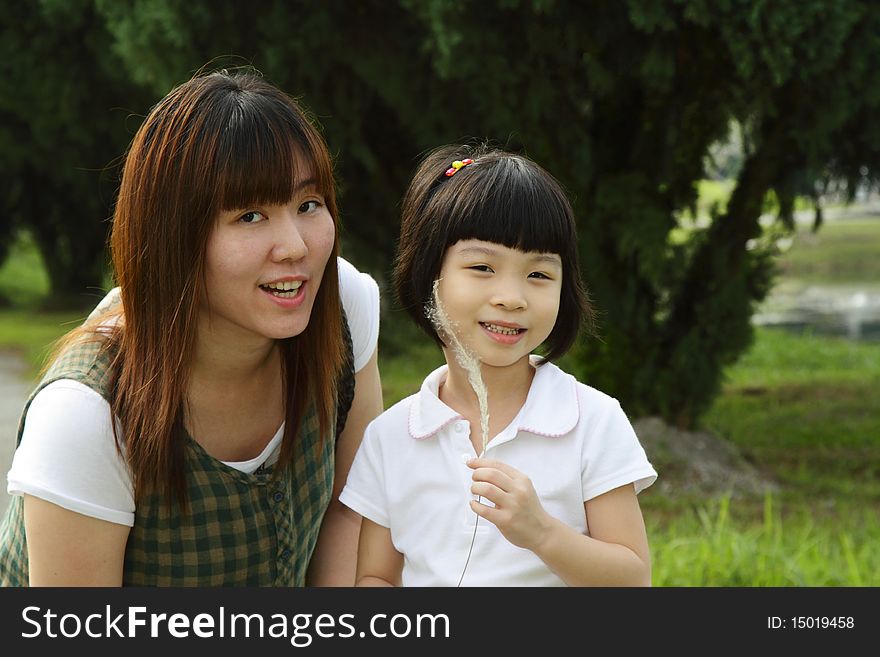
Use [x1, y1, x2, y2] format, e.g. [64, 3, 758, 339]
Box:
[183, 313, 284, 461]
[190, 312, 278, 384]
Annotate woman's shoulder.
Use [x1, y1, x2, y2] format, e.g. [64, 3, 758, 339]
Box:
[337, 256, 380, 372]
[9, 378, 135, 526]
[337, 256, 378, 297]
[40, 330, 117, 400]
[28, 378, 111, 417]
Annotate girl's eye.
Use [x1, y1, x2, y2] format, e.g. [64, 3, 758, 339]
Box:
[469, 265, 494, 273]
[299, 200, 322, 214]
[529, 271, 552, 280]
[238, 211, 266, 224]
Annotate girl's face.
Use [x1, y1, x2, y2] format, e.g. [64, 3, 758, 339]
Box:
[201, 169, 335, 344]
[436, 239, 562, 370]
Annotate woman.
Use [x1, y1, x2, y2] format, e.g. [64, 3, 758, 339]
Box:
[0, 69, 383, 586]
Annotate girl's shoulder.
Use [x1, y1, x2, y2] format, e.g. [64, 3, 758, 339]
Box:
[365, 363, 449, 441]
[534, 360, 623, 414]
[526, 361, 642, 447]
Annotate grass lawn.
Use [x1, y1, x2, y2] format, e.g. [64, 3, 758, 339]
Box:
[0, 232, 50, 310]
[0, 311, 85, 378]
[776, 218, 880, 283]
[0, 233, 86, 376]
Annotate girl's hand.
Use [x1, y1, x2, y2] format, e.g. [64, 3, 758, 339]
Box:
[467, 458, 552, 551]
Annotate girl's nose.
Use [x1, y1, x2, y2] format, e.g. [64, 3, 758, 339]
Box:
[271, 211, 308, 262]
[490, 282, 527, 311]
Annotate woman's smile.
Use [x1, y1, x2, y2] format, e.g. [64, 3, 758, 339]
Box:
[259, 277, 307, 308]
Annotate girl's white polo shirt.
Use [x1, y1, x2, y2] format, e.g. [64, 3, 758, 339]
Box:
[340, 360, 657, 587]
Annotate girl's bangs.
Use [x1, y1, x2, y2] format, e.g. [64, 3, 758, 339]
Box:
[443, 162, 574, 256]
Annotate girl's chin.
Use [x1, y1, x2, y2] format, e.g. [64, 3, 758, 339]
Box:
[475, 352, 533, 370]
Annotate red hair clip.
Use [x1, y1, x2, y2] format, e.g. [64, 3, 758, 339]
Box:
[445, 158, 474, 177]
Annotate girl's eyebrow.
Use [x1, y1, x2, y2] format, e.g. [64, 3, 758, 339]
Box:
[530, 253, 562, 266]
[457, 246, 562, 267]
[457, 246, 498, 258]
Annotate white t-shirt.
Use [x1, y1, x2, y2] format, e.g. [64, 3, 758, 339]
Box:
[6, 256, 380, 527]
[340, 360, 657, 587]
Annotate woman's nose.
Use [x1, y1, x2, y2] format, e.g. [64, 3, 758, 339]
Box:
[271, 211, 308, 262]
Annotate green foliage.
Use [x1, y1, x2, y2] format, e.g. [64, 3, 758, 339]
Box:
[3, 0, 880, 425]
[0, 0, 152, 308]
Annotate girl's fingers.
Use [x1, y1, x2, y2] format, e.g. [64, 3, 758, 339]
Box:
[470, 481, 508, 504]
[467, 457, 522, 479]
[469, 499, 501, 525]
[471, 469, 515, 494]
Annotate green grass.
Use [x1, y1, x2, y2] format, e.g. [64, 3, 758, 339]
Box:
[0, 310, 84, 378]
[650, 494, 880, 586]
[699, 327, 880, 506]
[0, 232, 50, 309]
[380, 335, 444, 408]
[0, 232, 84, 376]
[776, 218, 880, 283]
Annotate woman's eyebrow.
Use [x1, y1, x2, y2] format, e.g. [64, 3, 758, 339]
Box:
[294, 177, 318, 192]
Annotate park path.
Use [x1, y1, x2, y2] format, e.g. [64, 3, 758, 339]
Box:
[0, 350, 30, 517]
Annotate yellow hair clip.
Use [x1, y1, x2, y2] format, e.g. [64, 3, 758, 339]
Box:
[445, 158, 474, 177]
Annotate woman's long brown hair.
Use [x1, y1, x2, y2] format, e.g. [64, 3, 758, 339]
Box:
[58, 70, 344, 509]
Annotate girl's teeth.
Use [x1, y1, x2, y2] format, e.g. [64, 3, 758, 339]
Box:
[483, 323, 520, 335]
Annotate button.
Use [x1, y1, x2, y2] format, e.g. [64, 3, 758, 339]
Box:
[455, 423, 466, 433]
[280, 548, 292, 560]
[273, 491, 284, 502]
[461, 453, 472, 465]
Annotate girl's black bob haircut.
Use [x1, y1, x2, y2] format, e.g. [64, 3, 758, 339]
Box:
[393, 143, 594, 363]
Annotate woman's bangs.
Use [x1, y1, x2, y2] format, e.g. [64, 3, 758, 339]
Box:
[214, 104, 332, 213]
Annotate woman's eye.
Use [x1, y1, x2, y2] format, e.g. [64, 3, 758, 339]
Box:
[238, 211, 266, 224]
[299, 200, 322, 214]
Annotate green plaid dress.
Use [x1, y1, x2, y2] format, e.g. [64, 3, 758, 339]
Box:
[0, 319, 354, 586]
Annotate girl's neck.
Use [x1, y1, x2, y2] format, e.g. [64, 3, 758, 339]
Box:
[439, 352, 535, 449]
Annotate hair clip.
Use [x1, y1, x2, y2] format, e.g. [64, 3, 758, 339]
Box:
[445, 158, 474, 177]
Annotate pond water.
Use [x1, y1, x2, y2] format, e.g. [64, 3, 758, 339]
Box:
[753, 282, 880, 341]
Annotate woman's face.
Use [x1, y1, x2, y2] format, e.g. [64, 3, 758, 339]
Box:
[201, 169, 335, 344]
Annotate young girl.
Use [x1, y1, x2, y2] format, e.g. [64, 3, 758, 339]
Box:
[0, 70, 383, 586]
[340, 145, 657, 586]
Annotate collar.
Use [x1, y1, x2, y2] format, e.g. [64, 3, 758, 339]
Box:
[408, 359, 579, 440]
